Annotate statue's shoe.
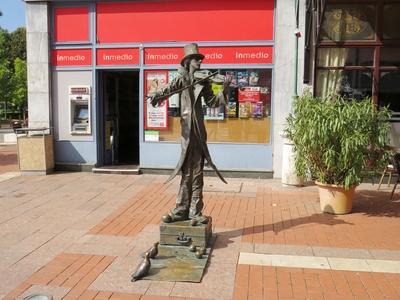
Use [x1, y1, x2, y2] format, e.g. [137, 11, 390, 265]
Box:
[191, 215, 209, 224]
[161, 213, 187, 223]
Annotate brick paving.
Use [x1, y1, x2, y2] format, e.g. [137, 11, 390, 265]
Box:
[0, 172, 400, 299]
[0, 145, 18, 174]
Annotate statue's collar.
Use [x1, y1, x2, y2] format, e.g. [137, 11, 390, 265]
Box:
[177, 66, 188, 76]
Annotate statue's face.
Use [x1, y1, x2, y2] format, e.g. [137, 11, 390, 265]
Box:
[189, 57, 202, 70]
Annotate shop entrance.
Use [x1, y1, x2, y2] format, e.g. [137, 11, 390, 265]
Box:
[100, 71, 140, 165]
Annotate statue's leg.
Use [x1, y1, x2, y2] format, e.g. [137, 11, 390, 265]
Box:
[170, 152, 193, 221]
[189, 149, 205, 220]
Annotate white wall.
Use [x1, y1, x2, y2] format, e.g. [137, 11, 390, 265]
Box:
[26, 2, 51, 129]
[272, 0, 306, 178]
[52, 71, 93, 141]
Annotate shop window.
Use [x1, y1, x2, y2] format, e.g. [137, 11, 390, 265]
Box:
[316, 70, 372, 100]
[379, 71, 400, 112]
[383, 4, 400, 40]
[381, 48, 400, 67]
[315, 1, 400, 120]
[320, 4, 376, 41]
[317, 48, 374, 67]
[144, 69, 272, 144]
[316, 47, 374, 98]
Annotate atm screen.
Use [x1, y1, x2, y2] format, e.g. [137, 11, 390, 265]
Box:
[74, 105, 89, 123]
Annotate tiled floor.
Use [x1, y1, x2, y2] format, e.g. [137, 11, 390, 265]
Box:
[0, 169, 400, 299]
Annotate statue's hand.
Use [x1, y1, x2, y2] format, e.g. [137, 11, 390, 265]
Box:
[223, 76, 231, 93]
[147, 95, 158, 107]
[222, 77, 231, 104]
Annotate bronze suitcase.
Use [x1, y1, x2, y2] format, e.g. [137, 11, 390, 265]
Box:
[160, 218, 212, 248]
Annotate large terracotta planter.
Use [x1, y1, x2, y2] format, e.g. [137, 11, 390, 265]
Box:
[315, 181, 356, 214]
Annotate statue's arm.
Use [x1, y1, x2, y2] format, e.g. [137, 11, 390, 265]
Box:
[149, 76, 183, 107]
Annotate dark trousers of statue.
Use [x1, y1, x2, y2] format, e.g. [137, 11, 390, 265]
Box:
[172, 137, 205, 220]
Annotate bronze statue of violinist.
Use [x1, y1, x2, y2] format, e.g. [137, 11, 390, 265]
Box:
[148, 43, 230, 224]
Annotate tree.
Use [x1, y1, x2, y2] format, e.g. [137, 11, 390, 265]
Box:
[0, 27, 10, 64]
[0, 28, 12, 105]
[11, 58, 27, 116]
[0, 26, 27, 119]
[10, 27, 26, 64]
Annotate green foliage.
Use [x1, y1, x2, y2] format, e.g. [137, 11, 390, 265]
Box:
[12, 58, 27, 111]
[285, 91, 391, 189]
[9, 27, 26, 64]
[0, 62, 12, 104]
[0, 27, 11, 63]
[0, 26, 27, 117]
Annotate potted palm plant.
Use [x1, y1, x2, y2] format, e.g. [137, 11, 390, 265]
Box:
[285, 91, 391, 214]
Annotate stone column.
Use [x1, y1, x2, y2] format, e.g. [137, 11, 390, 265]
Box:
[272, 0, 306, 178]
[26, 1, 51, 129]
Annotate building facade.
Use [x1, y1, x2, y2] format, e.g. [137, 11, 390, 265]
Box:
[24, 0, 307, 177]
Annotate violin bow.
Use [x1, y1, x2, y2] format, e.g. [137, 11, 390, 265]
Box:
[147, 71, 219, 101]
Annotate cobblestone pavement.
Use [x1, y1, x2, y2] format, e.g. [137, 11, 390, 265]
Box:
[0, 172, 399, 299]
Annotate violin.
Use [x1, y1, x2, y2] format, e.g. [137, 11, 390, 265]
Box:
[149, 70, 228, 103]
[194, 70, 226, 84]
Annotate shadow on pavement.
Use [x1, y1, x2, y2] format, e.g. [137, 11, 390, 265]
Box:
[353, 189, 400, 217]
[213, 212, 353, 250]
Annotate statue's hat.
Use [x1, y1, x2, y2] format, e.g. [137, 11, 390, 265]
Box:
[181, 43, 205, 66]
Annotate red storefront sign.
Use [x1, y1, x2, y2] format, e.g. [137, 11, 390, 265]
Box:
[96, 48, 140, 65]
[144, 48, 183, 65]
[54, 6, 90, 42]
[96, 0, 274, 43]
[145, 46, 273, 65]
[52, 49, 92, 66]
[202, 46, 273, 64]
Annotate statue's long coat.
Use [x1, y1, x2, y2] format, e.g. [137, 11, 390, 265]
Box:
[153, 67, 227, 184]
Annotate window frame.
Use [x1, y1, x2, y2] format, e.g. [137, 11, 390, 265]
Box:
[314, 0, 400, 108]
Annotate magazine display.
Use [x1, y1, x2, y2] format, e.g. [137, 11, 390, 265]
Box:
[237, 71, 249, 87]
[249, 71, 260, 86]
[238, 87, 261, 102]
[224, 70, 238, 87]
[204, 105, 225, 120]
[239, 102, 251, 118]
[227, 101, 237, 118]
[252, 101, 264, 118]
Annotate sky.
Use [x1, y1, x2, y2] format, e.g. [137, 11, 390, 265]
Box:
[0, 0, 26, 32]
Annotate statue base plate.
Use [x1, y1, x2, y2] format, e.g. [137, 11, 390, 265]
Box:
[143, 236, 215, 282]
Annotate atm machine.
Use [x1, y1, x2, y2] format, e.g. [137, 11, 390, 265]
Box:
[69, 86, 91, 135]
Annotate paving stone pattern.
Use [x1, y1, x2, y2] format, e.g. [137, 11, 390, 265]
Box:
[0, 171, 400, 299]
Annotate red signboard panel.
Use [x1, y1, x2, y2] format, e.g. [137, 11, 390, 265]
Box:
[52, 49, 92, 66]
[97, 48, 140, 65]
[54, 6, 90, 42]
[145, 46, 273, 65]
[144, 48, 183, 65]
[202, 46, 273, 64]
[97, 0, 274, 43]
